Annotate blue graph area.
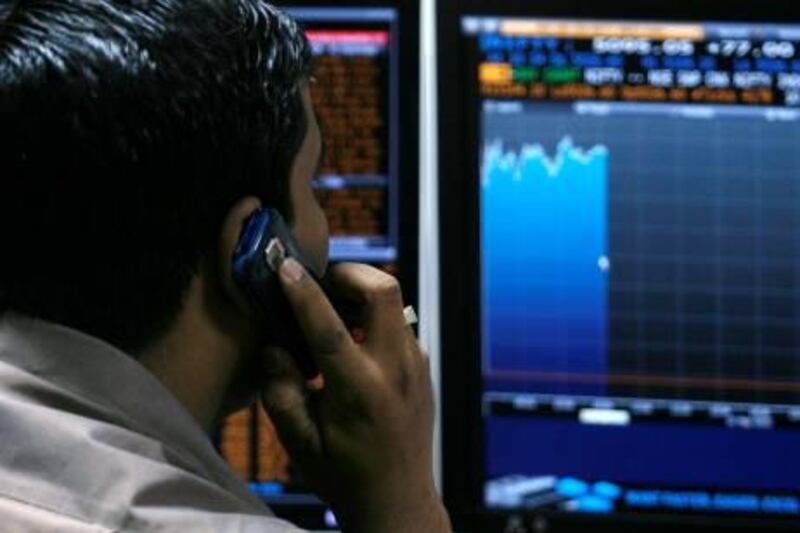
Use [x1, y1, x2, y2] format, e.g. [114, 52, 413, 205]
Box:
[481, 137, 610, 381]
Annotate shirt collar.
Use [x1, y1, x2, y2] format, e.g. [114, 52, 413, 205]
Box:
[0, 313, 264, 508]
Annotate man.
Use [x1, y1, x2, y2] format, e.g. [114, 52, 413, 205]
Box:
[0, 1, 451, 532]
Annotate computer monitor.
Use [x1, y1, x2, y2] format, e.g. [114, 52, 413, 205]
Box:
[216, 3, 419, 530]
[439, 2, 800, 531]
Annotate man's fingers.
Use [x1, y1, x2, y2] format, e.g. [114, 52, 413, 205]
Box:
[324, 263, 409, 350]
[325, 264, 419, 381]
[261, 343, 304, 383]
[261, 348, 321, 464]
[278, 258, 361, 381]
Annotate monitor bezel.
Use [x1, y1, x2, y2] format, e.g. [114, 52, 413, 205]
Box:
[438, 2, 800, 531]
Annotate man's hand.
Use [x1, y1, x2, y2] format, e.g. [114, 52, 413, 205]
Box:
[260, 260, 451, 533]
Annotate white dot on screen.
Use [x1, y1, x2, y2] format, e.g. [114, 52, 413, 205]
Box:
[598, 255, 611, 273]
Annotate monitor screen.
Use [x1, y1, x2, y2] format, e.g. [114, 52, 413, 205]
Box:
[441, 9, 800, 532]
[216, 4, 417, 530]
[295, 7, 401, 264]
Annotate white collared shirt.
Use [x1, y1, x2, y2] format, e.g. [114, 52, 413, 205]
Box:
[0, 315, 304, 532]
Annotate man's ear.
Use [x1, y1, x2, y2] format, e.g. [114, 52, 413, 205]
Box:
[218, 196, 262, 313]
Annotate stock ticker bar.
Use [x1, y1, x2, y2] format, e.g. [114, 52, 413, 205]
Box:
[467, 19, 800, 107]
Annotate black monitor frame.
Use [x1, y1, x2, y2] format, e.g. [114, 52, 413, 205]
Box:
[438, 2, 800, 532]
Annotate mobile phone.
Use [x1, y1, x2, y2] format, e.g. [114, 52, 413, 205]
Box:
[232, 208, 322, 382]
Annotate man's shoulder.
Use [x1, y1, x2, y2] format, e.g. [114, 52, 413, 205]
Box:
[0, 319, 304, 532]
[0, 493, 304, 532]
[0, 378, 299, 531]
[0, 496, 111, 533]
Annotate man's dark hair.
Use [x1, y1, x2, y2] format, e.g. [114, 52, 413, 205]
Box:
[0, 0, 311, 352]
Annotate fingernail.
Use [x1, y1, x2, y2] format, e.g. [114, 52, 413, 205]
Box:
[280, 257, 306, 284]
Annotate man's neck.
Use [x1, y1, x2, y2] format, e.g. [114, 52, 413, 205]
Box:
[138, 276, 243, 432]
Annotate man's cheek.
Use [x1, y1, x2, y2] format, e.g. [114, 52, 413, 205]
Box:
[290, 208, 329, 275]
[307, 221, 330, 276]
